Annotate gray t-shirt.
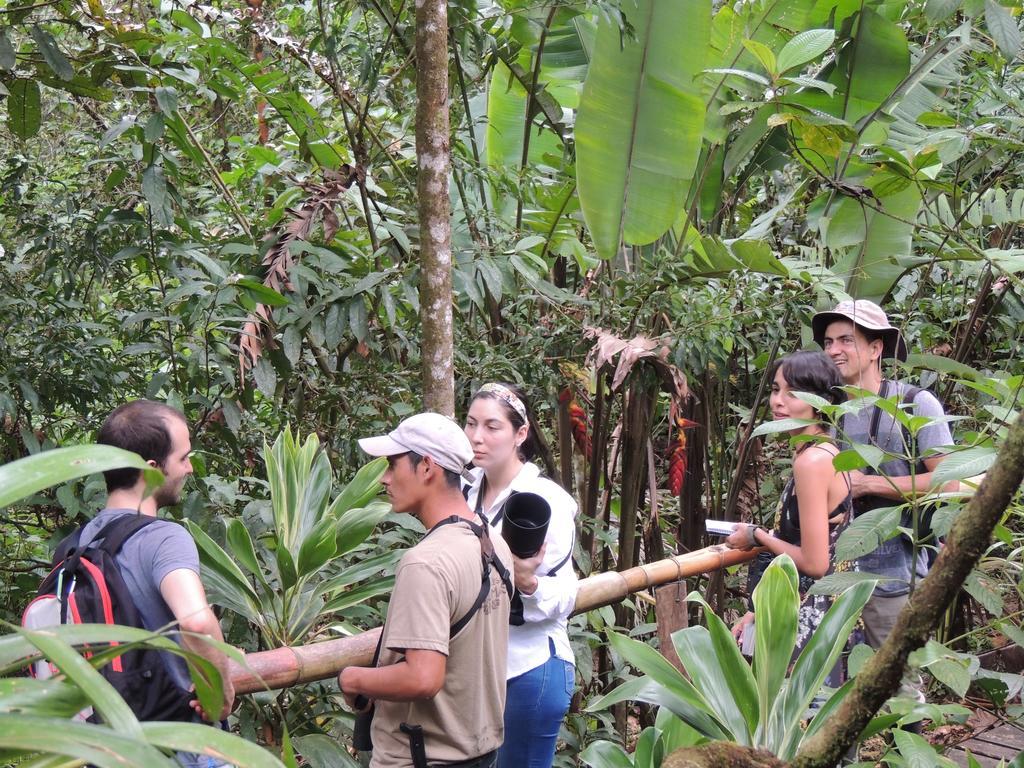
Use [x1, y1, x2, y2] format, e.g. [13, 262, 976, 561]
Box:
[839, 381, 954, 596]
[78, 508, 200, 691]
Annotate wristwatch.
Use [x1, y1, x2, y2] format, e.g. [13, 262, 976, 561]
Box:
[746, 525, 764, 549]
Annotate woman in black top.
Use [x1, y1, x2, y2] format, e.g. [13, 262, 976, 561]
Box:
[727, 351, 852, 669]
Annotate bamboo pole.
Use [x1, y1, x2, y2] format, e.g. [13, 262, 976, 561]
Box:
[229, 543, 758, 694]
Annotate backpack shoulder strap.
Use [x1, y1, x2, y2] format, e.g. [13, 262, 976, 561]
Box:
[93, 514, 159, 556]
[449, 519, 513, 639]
[545, 527, 575, 576]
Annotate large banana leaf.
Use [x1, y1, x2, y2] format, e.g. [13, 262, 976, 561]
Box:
[575, 0, 710, 259]
[485, 59, 566, 170]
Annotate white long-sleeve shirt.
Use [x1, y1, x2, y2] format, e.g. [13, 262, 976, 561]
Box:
[465, 463, 579, 679]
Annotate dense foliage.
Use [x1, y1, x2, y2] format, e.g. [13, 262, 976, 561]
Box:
[1, 0, 1023, 763]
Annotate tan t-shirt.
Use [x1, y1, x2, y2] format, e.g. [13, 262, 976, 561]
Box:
[369, 520, 513, 768]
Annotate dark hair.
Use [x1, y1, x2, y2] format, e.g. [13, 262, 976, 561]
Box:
[772, 351, 845, 411]
[97, 400, 187, 491]
[469, 382, 538, 462]
[407, 451, 462, 489]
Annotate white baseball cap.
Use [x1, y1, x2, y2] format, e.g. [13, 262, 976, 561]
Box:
[358, 412, 474, 478]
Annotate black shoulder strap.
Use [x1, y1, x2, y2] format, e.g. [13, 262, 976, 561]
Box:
[93, 514, 159, 556]
[450, 517, 513, 638]
[545, 527, 575, 576]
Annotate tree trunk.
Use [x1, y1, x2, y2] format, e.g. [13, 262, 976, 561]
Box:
[415, 0, 454, 416]
[793, 413, 1024, 768]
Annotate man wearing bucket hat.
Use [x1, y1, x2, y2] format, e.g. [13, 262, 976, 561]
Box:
[812, 299, 954, 650]
[338, 412, 514, 768]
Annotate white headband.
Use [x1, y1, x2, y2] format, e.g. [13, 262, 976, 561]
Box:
[478, 383, 528, 423]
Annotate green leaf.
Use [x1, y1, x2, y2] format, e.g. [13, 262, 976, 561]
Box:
[142, 164, 174, 227]
[985, 0, 1021, 59]
[806, 571, 884, 596]
[0, 445, 162, 509]
[0, 29, 15, 71]
[330, 457, 387, 518]
[296, 515, 339, 577]
[742, 39, 777, 76]
[681, 593, 760, 740]
[0, 715, 177, 768]
[7, 78, 41, 139]
[579, 741, 634, 768]
[184, 520, 261, 607]
[291, 734, 361, 768]
[0, 678, 88, 718]
[576, 0, 710, 259]
[17, 627, 144, 738]
[485, 58, 563, 171]
[276, 545, 298, 590]
[30, 26, 73, 81]
[776, 29, 835, 74]
[752, 418, 815, 437]
[903, 353, 982, 380]
[334, 499, 391, 556]
[834, 505, 902, 563]
[926, 0, 962, 22]
[751, 555, 799, 733]
[225, 517, 268, 586]
[964, 569, 1003, 616]
[930, 446, 997, 487]
[143, 722, 287, 768]
[321, 576, 395, 613]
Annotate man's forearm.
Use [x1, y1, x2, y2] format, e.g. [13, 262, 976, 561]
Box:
[341, 651, 445, 702]
[179, 612, 234, 704]
[857, 471, 955, 499]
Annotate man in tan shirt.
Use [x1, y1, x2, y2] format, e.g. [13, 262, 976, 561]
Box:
[339, 412, 514, 768]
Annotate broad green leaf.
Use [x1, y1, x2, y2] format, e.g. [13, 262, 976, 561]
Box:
[681, 592, 760, 740]
[296, 515, 339, 577]
[334, 500, 391, 556]
[184, 520, 261, 607]
[0, 715, 176, 767]
[225, 517, 268, 587]
[963, 569, 1003, 616]
[806, 570, 894, 596]
[317, 550, 401, 595]
[321, 576, 395, 613]
[7, 78, 41, 139]
[926, 0, 962, 22]
[777, 29, 834, 74]
[930, 446, 997, 487]
[775, 579, 875, 758]
[576, 0, 710, 258]
[0, 29, 15, 71]
[142, 165, 174, 227]
[903, 353, 982, 380]
[587, 674, 729, 741]
[30, 26, 73, 81]
[291, 733, 361, 768]
[143, 722, 287, 768]
[752, 418, 814, 437]
[233, 277, 288, 307]
[985, 0, 1021, 59]
[0, 445, 161, 509]
[276, 545, 298, 590]
[331, 457, 386, 515]
[742, 39, 777, 76]
[834, 505, 902, 563]
[751, 555, 799, 734]
[485, 58, 563, 171]
[579, 740, 633, 768]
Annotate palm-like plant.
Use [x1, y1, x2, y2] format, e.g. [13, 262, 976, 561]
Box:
[585, 555, 880, 762]
[186, 427, 394, 648]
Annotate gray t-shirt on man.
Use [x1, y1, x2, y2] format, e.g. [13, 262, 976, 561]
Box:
[839, 380, 953, 596]
[78, 508, 200, 691]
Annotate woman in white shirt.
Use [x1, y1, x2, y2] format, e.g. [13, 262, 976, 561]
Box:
[464, 382, 578, 768]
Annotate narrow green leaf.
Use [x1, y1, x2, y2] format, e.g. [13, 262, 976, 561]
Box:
[0, 715, 176, 767]
[752, 418, 815, 437]
[30, 26, 73, 81]
[291, 734, 361, 768]
[7, 78, 41, 139]
[143, 722, 287, 768]
[296, 515, 339, 577]
[776, 29, 834, 74]
[334, 500, 391, 556]
[579, 741, 634, 768]
[330, 457, 386, 518]
[233, 277, 289, 307]
[17, 627, 143, 738]
[0, 445, 161, 509]
[0, 678, 88, 718]
[985, 0, 1021, 59]
[751, 555, 799, 731]
[806, 571, 890, 596]
[321, 576, 395, 613]
[277, 545, 298, 590]
[184, 520, 261, 606]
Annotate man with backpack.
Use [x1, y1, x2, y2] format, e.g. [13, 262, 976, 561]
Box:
[338, 412, 514, 768]
[75, 400, 233, 764]
[812, 300, 955, 650]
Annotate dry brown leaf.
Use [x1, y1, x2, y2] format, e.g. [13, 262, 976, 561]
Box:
[238, 165, 359, 384]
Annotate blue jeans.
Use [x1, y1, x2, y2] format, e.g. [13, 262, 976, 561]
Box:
[498, 644, 574, 768]
[175, 752, 232, 768]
